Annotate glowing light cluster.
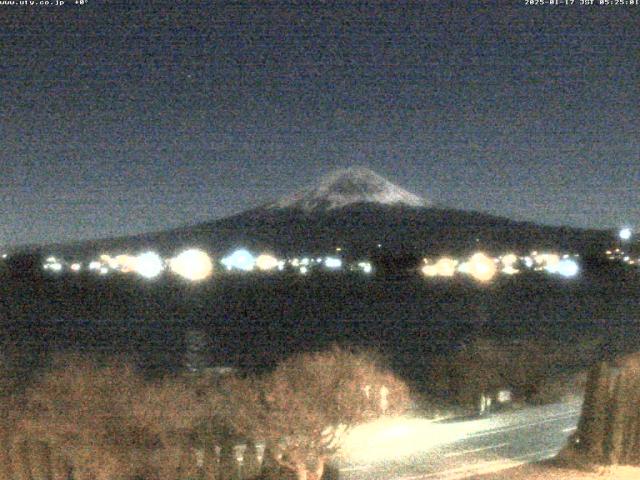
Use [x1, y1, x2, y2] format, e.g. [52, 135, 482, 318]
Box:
[464, 252, 497, 283]
[43, 256, 63, 273]
[421, 257, 457, 278]
[255, 253, 279, 271]
[169, 249, 213, 281]
[44, 262, 62, 272]
[324, 257, 343, 269]
[114, 254, 137, 273]
[357, 261, 373, 274]
[534, 253, 560, 272]
[500, 253, 519, 275]
[134, 251, 164, 279]
[100, 254, 117, 269]
[554, 258, 579, 277]
[434, 257, 457, 277]
[620, 228, 632, 241]
[421, 263, 438, 277]
[221, 249, 256, 272]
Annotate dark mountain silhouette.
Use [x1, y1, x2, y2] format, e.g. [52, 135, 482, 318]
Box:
[16, 168, 612, 263]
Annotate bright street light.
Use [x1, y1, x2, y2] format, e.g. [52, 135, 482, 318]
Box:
[620, 228, 632, 241]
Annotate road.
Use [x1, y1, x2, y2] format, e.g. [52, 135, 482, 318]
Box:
[336, 397, 583, 480]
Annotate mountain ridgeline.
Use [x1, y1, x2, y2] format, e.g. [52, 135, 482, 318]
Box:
[29, 167, 611, 262]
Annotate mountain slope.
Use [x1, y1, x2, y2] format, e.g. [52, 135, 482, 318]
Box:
[30, 168, 612, 260]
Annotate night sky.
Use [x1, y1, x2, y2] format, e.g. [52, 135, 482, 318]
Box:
[1, 1, 638, 247]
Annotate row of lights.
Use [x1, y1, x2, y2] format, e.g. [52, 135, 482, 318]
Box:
[604, 228, 638, 267]
[421, 251, 580, 282]
[43, 247, 584, 284]
[605, 248, 640, 266]
[44, 249, 214, 281]
[42, 248, 373, 281]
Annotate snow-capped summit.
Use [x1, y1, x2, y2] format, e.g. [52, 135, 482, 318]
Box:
[267, 167, 427, 212]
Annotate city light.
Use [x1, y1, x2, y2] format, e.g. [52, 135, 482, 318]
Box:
[43, 256, 63, 273]
[70, 263, 82, 272]
[500, 253, 520, 275]
[556, 259, 579, 278]
[100, 254, 118, 269]
[535, 253, 560, 272]
[421, 257, 457, 278]
[114, 254, 137, 273]
[434, 257, 457, 277]
[221, 249, 256, 272]
[134, 251, 164, 279]
[324, 257, 343, 269]
[620, 228, 632, 241]
[45, 262, 62, 272]
[169, 249, 213, 281]
[255, 253, 279, 271]
[466, 252, 497, 282]
[357, 261, 373, 274]
[421, 263, 438, 277]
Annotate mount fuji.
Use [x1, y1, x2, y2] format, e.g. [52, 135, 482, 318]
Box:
[264, 167, 426, 212]
[40, 167, 610, 261]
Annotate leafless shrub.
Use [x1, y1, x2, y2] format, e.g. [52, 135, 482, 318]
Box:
[12, 354, 215, 480]
[220, 346, 412, 480]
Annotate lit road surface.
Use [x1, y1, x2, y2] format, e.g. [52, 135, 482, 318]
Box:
[337, 398, 582, 480]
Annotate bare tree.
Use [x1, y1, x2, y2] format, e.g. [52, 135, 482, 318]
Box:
[13, 354, 212, 480]
[220, 347, 412, 480]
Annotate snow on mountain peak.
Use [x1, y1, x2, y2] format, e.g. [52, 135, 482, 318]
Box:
[267, 167, 427, 212]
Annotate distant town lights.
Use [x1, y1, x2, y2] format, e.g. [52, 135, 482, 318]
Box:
[221, 249, 256, 272]
[434, 257, 457, 277]
[501, 253, 518, 267]
[358, 261, 373, 274]
[556, 259, 579, 278]
[466, 252, 497, 282]
[324, 257, 343, 269]
[255, 253, 279, 271]
[421, 263, 438, 277]
[114, 254, 137, 273]
[169, 249, 213, 281]
[134, 251, 164, 279]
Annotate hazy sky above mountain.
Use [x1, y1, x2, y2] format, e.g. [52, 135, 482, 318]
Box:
[1, 1, 638, 246]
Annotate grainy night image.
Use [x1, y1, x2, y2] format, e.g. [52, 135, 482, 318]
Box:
[0, 1, 639, 479]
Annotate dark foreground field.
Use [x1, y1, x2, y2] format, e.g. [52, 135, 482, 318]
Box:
[1, 266, 639, 397]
